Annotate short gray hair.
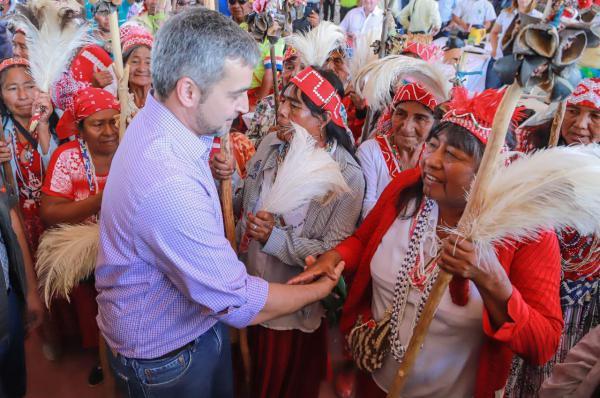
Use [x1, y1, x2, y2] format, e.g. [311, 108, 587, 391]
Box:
[151, 8, 260, 99]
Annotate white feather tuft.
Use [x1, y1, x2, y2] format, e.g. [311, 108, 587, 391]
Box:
[35, 223, 99, 308]
[457, 145, 600, 257]
[12, 0, 90, 92]
[348, 31, 379, 86]
[261, 123, 351, 215]
[285, 21, 345, 67]
[353, 54, 452, 111]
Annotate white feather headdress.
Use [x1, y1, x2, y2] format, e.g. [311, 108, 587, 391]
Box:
[12, 0, 90, 92]
[261, 123, 351, 215]
[455, 145, 600, 262]
[36, 223, 100, 307]
[348, 31, 379, 87]
[353, 54, 452, 112]
[285, 21, 345, 67]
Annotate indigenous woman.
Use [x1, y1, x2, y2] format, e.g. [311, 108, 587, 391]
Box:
[0, 57, 58, 252]
[506, 78, 600, 397]
[11, 28, 28, 60]
[292, 88, 563, 398]
[40, 87, 120, 385]
[120, 25, 153, 113]
[215, 67, 364, 398]
[357, 83, 437, 218]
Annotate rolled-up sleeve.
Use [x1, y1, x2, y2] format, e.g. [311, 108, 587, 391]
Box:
[134, 174, 268, 328]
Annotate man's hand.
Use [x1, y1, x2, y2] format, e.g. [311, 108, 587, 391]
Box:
[0, 141, 11, 163]
[209, 152, 235, 181]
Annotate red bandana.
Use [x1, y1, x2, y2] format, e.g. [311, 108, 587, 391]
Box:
[56, 87, 120, 139]
[0, 57, 29, 75]
[374, 82, 438, 136]
[120, 25, 154, 55]
[290, 66, 346, 129]
[442, 87, 526, 144]
[402, 42, 442, 62]
[70, 45, 113, 85]
[567, 78, 600, 111]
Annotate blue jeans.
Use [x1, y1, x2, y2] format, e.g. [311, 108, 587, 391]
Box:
[107, 323, 233, 398]
[0, 289, 26, 398]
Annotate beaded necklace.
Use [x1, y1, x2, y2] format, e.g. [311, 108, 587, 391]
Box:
[7, 120, 43, 201]
[77, 137, 99, 194]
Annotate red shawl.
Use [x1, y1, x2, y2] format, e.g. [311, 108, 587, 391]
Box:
[336, 168, 564, 397]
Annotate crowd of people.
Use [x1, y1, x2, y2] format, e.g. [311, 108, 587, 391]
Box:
[0, 0, 597, 397]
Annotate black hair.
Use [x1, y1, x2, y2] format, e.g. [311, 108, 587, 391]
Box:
[296, 67, 356, 160]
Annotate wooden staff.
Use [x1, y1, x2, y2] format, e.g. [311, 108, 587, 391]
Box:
[269, 43, 281, 115]
[548, 100, 566, 147]
[218, 133, 252, 390]
[108, 9, 131, 140]
[360, 0, 395, 143]
[386, 82, 524, 398]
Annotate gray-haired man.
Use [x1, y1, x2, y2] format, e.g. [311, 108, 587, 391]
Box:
[95, 8, 344, 398]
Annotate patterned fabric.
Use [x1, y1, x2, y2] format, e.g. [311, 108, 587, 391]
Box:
[402, 42, 443, 62]
[251, 37, 285, 90]
[291, 66, 346, 128]
[42, 140, 108, 204]
[120, 25, 153, 55]
[374, 134, 401, 178]
[0, 57, 28, 74]
[56, 87, 120, 139]
[247, 94, 277, 148]
[95, 93, 269, 359]
[566, 77, 600, 111]
[210, 133, 256, 179]
[70, 45, 113, 85]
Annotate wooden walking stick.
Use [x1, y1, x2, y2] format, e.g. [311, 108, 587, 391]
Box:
[360, 0, 395, 143]
[387, 81, 524, 398]
[548, 100, 567, 147]
[218, 133, 252, 391]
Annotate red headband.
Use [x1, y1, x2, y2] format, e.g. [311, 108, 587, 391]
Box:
[402, 42, 442, 62]
[56, 87, 120, 139]
[290, 67, 346, 129]
[120, 25, 154, 55]
[567, 78, 600, 111]
[0, 57, 29, 75]
[442, 87, 526, 144]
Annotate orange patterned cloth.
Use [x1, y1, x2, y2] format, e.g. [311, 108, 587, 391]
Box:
[211, 133, 256, 179]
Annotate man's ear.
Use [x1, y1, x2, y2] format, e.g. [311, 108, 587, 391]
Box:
[175, 77, 200, 109]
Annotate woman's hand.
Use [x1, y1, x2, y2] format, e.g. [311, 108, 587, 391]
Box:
[287, 250, 342, 284]
[32, 92, 54, 124]
[209, 152, 235, 181]
[246, 211, 275, 244]
[92, 68, 114, 88]
[0, 141, 11, 163]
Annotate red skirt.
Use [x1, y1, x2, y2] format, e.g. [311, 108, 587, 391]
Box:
[248, 323, 328, 398]
[355, 370, 386, 398]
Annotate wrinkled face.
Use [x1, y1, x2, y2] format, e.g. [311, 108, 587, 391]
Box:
[390, 101, 435, 149]
[145, 0, 159, 14]
[12, 32, 28, 60]
[277, 84, 326, 142]
[324, 51, 349, 86]
[81, 109, 120, 156]
[561, 104, 600, 145]
[94, 12, 111, 32]
[126, 46, 152, 88]
[282, 56, 303, 87]
[228, 0, 250, 23]
[0, 66, 37, 119]
[363, 0, 377, 13]
[194, 58, 253, 135]
[443, 48, 462, 66]
[420, 129, 478, 209]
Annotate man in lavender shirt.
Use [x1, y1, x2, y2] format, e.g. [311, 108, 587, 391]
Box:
[95, 8, 343, 398]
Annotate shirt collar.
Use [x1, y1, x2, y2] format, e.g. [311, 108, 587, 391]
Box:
[143, 92, 214, 166]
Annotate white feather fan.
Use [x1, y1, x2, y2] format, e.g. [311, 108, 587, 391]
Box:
[456, 145, 600, 260]
[12, 0, 89, 92]
[353, 54, 452, 111]
[285, 21, 345, 67]
[348, 31, 379, 86]
[36, 223, 99, 307]
[261, 123, 351, 215]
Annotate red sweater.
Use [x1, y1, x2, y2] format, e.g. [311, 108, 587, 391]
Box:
[336, 168, 564, 398]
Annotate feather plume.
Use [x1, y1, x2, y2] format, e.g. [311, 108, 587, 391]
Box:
[285, 21, 345, 67]
[348, 31, 379, 86]
[456, 145, 600, 260]
[261, 123, 351, 215]
[35, 223, 99, 308]
[12, 0, 89, 92]
[353, 54, 452, 112]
